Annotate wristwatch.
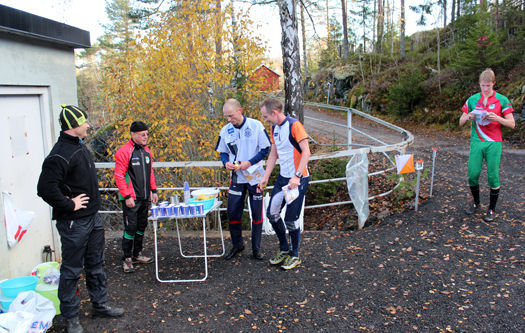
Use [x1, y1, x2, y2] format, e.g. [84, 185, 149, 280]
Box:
[294, 171, 303, 178]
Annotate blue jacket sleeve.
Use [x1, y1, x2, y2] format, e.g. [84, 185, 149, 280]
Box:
[248, 146, 270, 166]
[220, 152, 229, 167]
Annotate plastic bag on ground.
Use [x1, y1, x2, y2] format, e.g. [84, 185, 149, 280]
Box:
[346, 149, 370, 229]
[2, 192, 35, 248]
[0, 311, 35, 333]
[7, 291, 55, 333]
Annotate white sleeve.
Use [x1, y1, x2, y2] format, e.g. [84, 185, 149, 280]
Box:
[216, 126, 229, 153]
[258, 121, 271, 149]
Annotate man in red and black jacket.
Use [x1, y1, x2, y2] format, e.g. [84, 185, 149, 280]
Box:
[114, 121, 159, 273]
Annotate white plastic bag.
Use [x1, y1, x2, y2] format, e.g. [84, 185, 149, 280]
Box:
[8, 291, 55, 333]
[346, 149, 370, 229]
[3, 192, 35, 248]
[0, 311, 36, 333]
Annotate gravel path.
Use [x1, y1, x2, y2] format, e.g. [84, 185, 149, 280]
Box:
[47, 110, 525, 333]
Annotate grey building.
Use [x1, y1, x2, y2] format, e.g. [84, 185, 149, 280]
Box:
[0, 4, 90, 280]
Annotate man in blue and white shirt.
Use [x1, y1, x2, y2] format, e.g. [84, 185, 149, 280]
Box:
[216, 99, 271, 260]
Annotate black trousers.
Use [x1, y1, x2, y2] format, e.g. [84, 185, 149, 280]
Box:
[121, 199, 150, 260]
[56, 213, 107, 319]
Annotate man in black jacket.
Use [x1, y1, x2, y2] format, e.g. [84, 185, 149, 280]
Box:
[37, 105, 124, 333]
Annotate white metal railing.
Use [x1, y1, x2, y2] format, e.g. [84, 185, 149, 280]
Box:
[95, 103, 413, 214]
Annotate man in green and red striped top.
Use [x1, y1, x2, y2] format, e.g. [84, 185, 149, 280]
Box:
[460, 68, 515, 222]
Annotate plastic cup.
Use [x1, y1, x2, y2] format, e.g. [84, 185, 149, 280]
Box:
[181, 204, 190, 216]
[173, 205, 181, 216]
[167, 204, 175, 216]
[150, 206, 159, 218]
[196, 203, 204, 215]
[189, 204, 197, 216]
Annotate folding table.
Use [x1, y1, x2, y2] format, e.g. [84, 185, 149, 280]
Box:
[149, 200, 224, 283]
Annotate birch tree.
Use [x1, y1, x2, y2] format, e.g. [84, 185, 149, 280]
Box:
[300, 5, 309, 78]
[278, 0, 304, 122]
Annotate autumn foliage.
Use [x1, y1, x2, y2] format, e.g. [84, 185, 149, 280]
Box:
[100, 1, 269, 200]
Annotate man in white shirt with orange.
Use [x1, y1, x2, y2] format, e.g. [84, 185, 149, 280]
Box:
[258, 98, 310, 270]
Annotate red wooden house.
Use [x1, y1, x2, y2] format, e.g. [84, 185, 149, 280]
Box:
[249, 64, 281, 91]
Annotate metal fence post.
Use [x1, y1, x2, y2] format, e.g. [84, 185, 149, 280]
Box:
[415, 160, 424, 211]
[430, 148, 437, 197]
[347, 109, 352, 149]
[327, 82, 331, 104]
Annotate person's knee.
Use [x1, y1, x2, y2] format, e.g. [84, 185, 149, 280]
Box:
[284, 220, 299, 232]
[267, 209, 280, 224]
[488, 177, 500, 189]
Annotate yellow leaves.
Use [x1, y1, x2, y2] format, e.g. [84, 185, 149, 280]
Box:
[295, 299, 308, 305]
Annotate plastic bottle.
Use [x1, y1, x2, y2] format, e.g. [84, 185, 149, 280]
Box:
[183, 182, 190, 204]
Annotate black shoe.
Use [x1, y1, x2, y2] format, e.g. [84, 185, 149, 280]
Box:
[483, 209, 495, 222]
[91, 303, 125, 318]
[224, 246, 245, 259]
[253, 250, 264, 260]
[465, 202, 480, 215]
[66, 316, 84, 333]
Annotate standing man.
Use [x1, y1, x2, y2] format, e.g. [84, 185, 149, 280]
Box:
[258, 98, 310, 270]
[37, 105, 124, 333]
[460, 68, 515, 222]
[114, 121, 159, 273]
[216, 98, 271, 260]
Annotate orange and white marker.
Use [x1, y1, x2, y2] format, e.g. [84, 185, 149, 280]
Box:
[395, 154, 415, 174]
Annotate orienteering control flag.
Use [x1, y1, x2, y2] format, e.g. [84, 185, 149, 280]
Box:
[395, 154, 415, 174]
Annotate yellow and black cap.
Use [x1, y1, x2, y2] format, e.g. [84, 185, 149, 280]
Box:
[59, 104, 88, 130]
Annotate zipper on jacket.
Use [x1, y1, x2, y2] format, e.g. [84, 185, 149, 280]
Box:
[141, 149, 147, 198]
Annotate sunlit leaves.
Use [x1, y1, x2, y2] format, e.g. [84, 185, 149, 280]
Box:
[102, 0, 268, 192]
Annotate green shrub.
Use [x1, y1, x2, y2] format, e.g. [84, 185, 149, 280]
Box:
[387, 169, 429, 202]
[386, 72, 426, 117]
[308, 158, 348, 205]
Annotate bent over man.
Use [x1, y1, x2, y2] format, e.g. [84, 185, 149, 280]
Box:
[258, 98, 311, 270]
[115, 121, 159, 273]
[460, 68, 515, 222]
[216, 99, 271, 260]
[38, 105, 124, 333]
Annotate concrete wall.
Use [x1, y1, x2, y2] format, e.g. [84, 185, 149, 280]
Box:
[0, 32, 79, 132]
[0, 32, 79, 281]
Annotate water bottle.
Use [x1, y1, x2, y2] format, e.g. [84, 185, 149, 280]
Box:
[183, 182, 190, 204]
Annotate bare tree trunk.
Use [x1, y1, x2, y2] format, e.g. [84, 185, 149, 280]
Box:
[375, 0, 384, 53]
[278, 0, 304, 122]
[211, 0, 222, 117]
[326, 0, 330, 40]
[443, 0, 447, 27]
[457, 0, 460, 20]
[400, 0, 406, 59]
[436, 26, 441, 94]
[495, 0, 499, 29]
[215, 0, 222, 66]
[388, 0, 394, 56]
[364, 8, 367, 51]
[372, 0, 376, 51]
[451, 0, 456, 22]
[341, 0, 350, 58]
[300, 5, 309, 77]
